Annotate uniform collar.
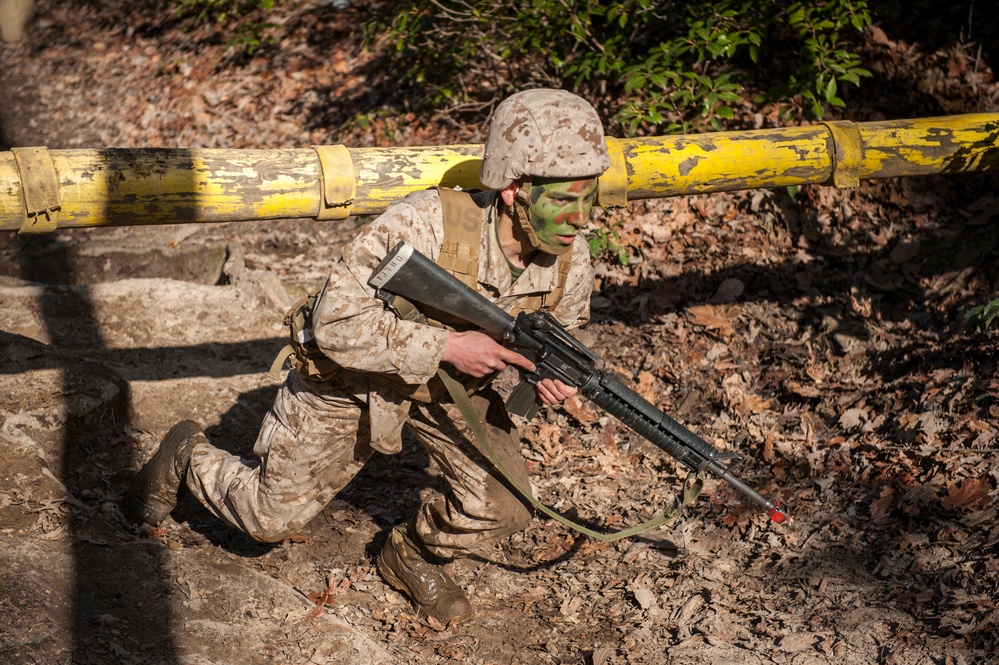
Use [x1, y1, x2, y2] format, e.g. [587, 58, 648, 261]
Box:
[478, 191, 565, 297]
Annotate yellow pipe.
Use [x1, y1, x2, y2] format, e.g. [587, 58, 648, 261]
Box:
[2, 113, 996, 233]
[613, 125, 834, 199]
[615, 114, 999, 198]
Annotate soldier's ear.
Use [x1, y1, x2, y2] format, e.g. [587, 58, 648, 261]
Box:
[499, 181, 520, 206]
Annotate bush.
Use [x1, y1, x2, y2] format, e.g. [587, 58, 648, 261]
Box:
[966, 299, 999, 332]
[365, 0, 873, 135]
[169, 0, 277, 54]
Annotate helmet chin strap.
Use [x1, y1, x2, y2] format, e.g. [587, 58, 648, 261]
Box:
[512, 180, 573, 256]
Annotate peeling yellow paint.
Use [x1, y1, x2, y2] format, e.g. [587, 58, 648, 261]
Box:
[2, 114, 996, 232]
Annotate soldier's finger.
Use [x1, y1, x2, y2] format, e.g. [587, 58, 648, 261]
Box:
[536, 382, 558, 406]
[541, 379, 570, 404]
[499, 348, 536, 372]
[553, 379, 577, 398]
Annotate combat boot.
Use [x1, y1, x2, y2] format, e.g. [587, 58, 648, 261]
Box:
[377, 524, 473, 626]
[123, 420, 206, 526]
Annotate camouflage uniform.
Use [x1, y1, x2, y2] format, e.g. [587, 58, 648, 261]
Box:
[124, 88, 610, 624]
[184, 188, 593, 557]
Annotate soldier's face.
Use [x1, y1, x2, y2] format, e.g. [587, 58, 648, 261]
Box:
[529, 177, 599, 250]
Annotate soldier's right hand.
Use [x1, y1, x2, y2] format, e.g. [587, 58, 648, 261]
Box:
[441, 330, 536, 377]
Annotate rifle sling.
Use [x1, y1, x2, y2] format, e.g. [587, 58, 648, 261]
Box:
[435, 368, 702, 542]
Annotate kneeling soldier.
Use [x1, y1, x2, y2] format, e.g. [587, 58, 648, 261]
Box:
[126, 88, 610, 626]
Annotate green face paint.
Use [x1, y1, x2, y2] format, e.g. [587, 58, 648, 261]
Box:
[527, 177, 599, 254]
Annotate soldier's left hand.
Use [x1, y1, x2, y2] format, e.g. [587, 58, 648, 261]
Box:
[536, 378, 576, 406]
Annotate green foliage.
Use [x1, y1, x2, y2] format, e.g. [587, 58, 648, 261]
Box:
[775, 1, 873, 120]
[365, 0, 874, 136]
[586, 220, 631, 265]
[170, 0, 277, 54]
[973, 382, 999, 406]
[966, 298, 999, 332]
[172, 0, 274, 24]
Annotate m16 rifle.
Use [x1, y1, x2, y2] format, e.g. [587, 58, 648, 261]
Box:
[369, 242, 791, 525]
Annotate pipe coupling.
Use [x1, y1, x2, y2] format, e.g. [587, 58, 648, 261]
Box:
[11, 146, 60, 233]
[597, 137, 629, 209]
[313, 144, 356, 220]
[821, 121, 863, 189]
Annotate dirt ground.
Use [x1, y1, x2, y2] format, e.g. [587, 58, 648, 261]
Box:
[2, 2, 998, 664]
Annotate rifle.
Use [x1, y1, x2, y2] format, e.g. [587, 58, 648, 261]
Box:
[369, 242, 791, 525]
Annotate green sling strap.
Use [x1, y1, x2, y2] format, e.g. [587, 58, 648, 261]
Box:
[435, 368, 703, 543]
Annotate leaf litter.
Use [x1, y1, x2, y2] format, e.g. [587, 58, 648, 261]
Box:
[0, 1, 997, 664]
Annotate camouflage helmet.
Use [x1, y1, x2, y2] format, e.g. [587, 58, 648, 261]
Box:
[480, 89, 610, 190]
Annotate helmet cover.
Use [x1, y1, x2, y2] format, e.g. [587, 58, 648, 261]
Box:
[480, 89, 609, 189]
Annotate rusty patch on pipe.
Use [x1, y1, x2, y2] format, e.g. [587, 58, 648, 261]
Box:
[678, 155, 704, 176]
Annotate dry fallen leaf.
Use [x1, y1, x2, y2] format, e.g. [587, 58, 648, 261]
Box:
[686, 304, 736, 339]
[786, 381, 823, 398]
[941, 477, 993, 511]
[562, 393, 599, 426]
[632, 587, 657, 610]
[870, 486, 896, 522]
[839, 407, 868, 430]
[780, 632, 819, 653]
[592, 647, 616, 665]
[635, 370, 658, 403]
[533, 423, 564, 463]
[709, 277, 745, 304]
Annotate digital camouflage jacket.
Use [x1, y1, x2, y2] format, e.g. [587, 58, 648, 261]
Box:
[310, 188, 593, 453]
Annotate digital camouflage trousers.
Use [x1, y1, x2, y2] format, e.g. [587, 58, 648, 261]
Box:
[184, 370, 533, 559]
